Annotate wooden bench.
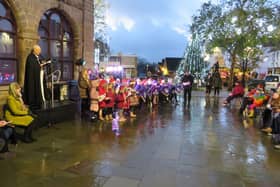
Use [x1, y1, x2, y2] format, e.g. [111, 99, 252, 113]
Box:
[2, 104, 26, 136]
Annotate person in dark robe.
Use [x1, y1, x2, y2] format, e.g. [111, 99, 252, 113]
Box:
[23, 45, 47, 110]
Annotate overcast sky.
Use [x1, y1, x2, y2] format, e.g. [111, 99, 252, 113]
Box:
[106, 0, 211, 62]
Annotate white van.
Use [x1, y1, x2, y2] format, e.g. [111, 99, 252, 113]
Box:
[264, 74, 280, 91]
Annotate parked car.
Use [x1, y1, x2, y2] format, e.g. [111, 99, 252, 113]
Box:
[264, 74, 280, 91]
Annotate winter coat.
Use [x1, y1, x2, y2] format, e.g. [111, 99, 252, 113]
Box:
[116, 93, 129, 109]
[232, 84, 244, 96]
[98, 87, 107, 109]
[270, 96, 280, 112]
[78, 69, 89, 99]
[5, 95, 33, 127]
[212, 74, 222, 88]
[181, 74, 194, 88]
[106, 89, 115, 108]
[89, 79, 99, 112]
[205, 76, 212, 87]
[128, 88, 139, 106]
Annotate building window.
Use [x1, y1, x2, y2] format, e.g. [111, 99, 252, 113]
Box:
[0, 0, 17, 85]
[38, 10, 73, 80]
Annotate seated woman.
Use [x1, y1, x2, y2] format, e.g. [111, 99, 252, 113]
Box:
[246, 87, 269, 118]
[223, 82, 244, 105]
[5, 82, 37, 143]
[261, 90, 280, 149]
[262, 90, 280, 132]
[239, 84, 265, 114]
[0, 120, 17, 153]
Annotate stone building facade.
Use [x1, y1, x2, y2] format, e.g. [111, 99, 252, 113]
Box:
[99, 54, 138, 79]
[0, 0, 94, 107]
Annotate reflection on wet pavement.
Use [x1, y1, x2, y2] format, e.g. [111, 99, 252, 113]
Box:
[1, 92, 280, 187]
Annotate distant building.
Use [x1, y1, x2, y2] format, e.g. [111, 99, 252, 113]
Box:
[99, 54, 138, 78]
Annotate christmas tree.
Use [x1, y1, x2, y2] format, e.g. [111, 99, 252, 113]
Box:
[175, 36, 207, 82]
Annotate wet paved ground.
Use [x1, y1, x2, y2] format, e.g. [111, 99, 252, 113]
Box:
[1, 91, 280, 187]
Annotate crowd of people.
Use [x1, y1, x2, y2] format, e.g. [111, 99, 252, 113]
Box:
[222, 80, 280, 149]
[1, 44, 280, 154]
[0, 44, 194, 154]
[79, 71, 185, 122]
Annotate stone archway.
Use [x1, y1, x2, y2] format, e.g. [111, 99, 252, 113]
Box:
[38, 7, 83, 80]
[38, 9, 76, 80]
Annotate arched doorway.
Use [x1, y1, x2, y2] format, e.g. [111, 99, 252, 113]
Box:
[0, 0, 17, 85]
[38, 9, 73, 80]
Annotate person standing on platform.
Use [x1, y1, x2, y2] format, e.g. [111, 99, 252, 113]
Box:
[181, 71, 194, 107]
[23, 45, 49, 110]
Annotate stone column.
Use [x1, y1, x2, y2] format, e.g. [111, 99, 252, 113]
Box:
[83, 0, 94, 69]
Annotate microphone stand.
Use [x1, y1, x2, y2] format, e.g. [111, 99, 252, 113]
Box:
[46, 70, 61, 128]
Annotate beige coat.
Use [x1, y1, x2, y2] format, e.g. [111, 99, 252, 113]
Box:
[89, 79, 99, 112]
[78, 69, 89, 99]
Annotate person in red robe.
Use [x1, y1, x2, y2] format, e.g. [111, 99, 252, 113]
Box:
[98, 79, 107, 121]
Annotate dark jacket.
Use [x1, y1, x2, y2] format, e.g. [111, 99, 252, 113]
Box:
[212, 74, 222, 88]
[181, 74, 194, 88]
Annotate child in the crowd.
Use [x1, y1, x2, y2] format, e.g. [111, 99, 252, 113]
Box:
[128, 80, 138, 118]
[105, 82, 115, 120]
[98, 79, 107, 121]
[116, 86, 129, 122]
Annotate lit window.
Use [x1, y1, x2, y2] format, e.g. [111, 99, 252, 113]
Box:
[38, 10, 73, 80]
[0, 1, 17, 85]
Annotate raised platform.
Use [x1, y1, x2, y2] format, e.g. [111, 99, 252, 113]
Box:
[32, 100, 78, 127]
